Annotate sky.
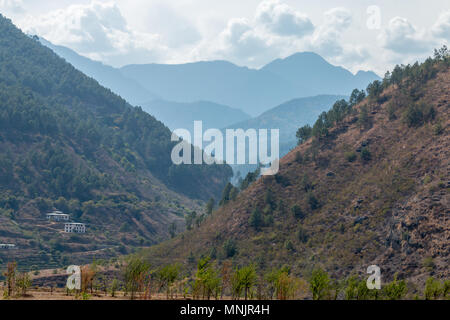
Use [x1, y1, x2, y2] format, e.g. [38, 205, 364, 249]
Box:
[0, 0, 449, 75]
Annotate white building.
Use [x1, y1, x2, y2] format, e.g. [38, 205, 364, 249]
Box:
[64, 223, 86, 233]
[47, 211, 70, 221]
[0, 244, 16, 249]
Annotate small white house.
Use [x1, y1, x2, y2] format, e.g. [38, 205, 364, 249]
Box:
[64, 222, 86, 233]
[47, 211, 70, 221]
[0, 244, 16, 249]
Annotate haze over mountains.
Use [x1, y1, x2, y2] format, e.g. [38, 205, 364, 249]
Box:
[142, 100, 251, 132]
[226, 94, 347, 148]
[40, 38, 380, 118]
[39, 38, 158, 106]
[39, 37, 380, 183]
[120, 53, 379, 116]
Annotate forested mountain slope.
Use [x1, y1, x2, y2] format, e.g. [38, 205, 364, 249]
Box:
[0, 15, 232, 270]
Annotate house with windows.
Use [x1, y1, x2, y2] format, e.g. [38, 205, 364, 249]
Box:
[64, 222, 86, 233]
[0, 244, 16, 249]
[46, 211, 70, 221]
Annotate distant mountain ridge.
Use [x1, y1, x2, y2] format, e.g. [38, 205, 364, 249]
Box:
[261, 52, 380, 97]
[142, 100, 251, 132]
[121, 55, 380, 116]
[226, 94, 347, 144]
[39, 39, 380, 117]
[224, 95, 346, 180]
[39, 38, 158, 106]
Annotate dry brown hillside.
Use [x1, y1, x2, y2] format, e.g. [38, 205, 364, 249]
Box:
[142, 60, 449, 288]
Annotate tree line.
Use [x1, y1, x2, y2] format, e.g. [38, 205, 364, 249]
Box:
[2, 257, 448, 300]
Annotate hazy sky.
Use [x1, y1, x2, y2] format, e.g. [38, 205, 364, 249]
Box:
[1, 0, 449, 74]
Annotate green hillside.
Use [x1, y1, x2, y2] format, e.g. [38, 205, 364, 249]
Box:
[0, 15, 232, 270]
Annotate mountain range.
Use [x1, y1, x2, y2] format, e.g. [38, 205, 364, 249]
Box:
[40, 38, 380, 117]
[141, 99, 251, 132]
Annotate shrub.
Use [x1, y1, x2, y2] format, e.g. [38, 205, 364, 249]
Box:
[296, 125, 312, 145]
[310, 269, 331, 300]
[122, 255, 151, 300]
[360, 148, 372, 161]
[264, 189, 276, 209]
[422, 256, 434, 271]
[291, 205, 304, 219]
[263, 214, 274, 226]
[223, 239, 237, 258]
[404, 104, 423, 127]
[404, 103, 436, 127]
[387, 103, 397, 120]
[358, 105, 370, 130]
[345, 152, 357, 162]
[232, 265, 257, 300]
[308, 193, 319, 210]
[110, 279, 119, 297]
[16, 272, 31, 296]
[424, 277, 442, 300]
[296, 226, 308, 243]
[284, 240, 294, 251]
[295, 152, 303, 163]
[433, 122, 444, 135]
[382, 275, 407, 300]
[443, 280, 450, 298]
[249, 208, 263, 231]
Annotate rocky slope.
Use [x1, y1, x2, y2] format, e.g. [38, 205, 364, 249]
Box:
[141, 57, 449, 287]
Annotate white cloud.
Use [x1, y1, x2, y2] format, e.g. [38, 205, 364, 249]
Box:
[432, 11, 450, 41]
[323, 7, 352, 31]
[310, 8, 353, 57]
[205, 1, 317, 67]
[213, 18, 277, 66]
[17, 1, 168, 66]
[379, 17, 432, 54]
[0, 0, 24, 15]
[134, 2, 201, 48]
[255, 0, 314, 37]
[4, 0, 447, 74]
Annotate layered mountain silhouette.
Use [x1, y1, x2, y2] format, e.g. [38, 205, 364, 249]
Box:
[142, 100, 251, 132]
[40, 39, 379, 117]
[121, 55, 379, 116]
[39, 38, 158, 106]
[262, 52, 379, 98]
[226, 94, 347, 148]
[224, 95, 346, 180]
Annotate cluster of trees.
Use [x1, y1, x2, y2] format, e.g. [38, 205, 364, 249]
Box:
[218, 166, 262, 208]
[4, 257, 447, 300]
[296, 45, 449, 146]
[296, 93, 363, 144]
[1, 262, 31, 298]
